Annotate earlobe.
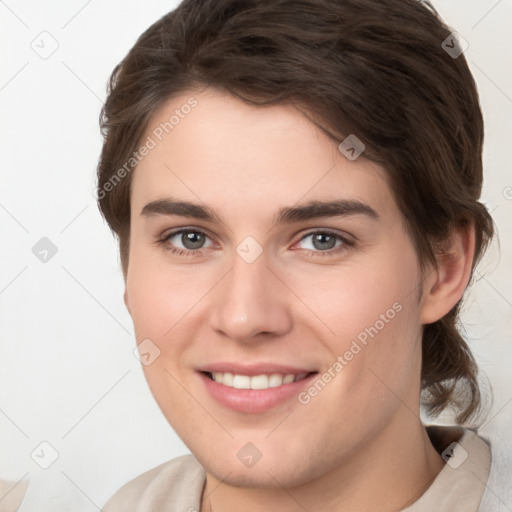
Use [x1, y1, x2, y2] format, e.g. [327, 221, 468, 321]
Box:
[420, 223, 476, 325]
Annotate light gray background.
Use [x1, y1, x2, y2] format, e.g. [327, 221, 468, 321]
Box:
[0, 1, 511, 510]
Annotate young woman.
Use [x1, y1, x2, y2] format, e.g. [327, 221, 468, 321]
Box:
[96, 0, 502, 510]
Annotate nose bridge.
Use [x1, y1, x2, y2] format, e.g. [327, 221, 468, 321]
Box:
[210, 244, 291, 340]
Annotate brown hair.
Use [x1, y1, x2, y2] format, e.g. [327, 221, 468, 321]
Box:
[96, 0, 494, 424]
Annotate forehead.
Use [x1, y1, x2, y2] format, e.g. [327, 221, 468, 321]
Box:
[131, 88, 397, 222]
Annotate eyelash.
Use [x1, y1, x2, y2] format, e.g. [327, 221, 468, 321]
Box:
[156, 227, 354, 258]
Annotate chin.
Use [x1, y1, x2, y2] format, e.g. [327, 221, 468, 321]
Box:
[200, 446, 321, 490]
[204, 462, 300, 489]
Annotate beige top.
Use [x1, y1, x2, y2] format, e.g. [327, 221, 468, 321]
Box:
[0, 479, 28, 512]
[102, 426, 492, 512]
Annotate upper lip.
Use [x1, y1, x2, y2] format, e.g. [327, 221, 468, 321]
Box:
[199, 362, 317, 376]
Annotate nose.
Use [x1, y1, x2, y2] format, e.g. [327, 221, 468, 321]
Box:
[209, 249, 293, 343]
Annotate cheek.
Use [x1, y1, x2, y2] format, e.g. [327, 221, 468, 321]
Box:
[286, 248, 420, 349]
[287, 248, 422, 405]
[126, 244, 202, 338]
[126, 254, 198, 420]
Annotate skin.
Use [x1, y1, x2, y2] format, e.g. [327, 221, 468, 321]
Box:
[123, 87, 475, 511]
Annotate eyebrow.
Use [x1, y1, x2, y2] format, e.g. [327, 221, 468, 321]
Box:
[140, 197, 380, 225]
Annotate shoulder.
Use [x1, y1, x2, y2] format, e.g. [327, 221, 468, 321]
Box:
[478, 427, 512, 512]
[402, 426, 492, 511]
[0, 478, 28, 511]
[102, 454, 206, 512]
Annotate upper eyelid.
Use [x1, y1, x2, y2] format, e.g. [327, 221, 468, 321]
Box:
[160, 226, 216, 243]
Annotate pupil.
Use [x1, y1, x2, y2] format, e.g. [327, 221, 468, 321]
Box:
[183, 231, 204, 249]
[313, 233, 335, 250]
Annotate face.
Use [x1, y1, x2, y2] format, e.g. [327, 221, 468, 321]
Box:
[125, 87, 427, 488]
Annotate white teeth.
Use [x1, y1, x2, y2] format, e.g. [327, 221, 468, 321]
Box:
[209, 372, 309, 390]
[232, 374, 251, 389]
[283, 374, 295, 384]
[250, 374, 269, 389]
[268, 373, 284, 387]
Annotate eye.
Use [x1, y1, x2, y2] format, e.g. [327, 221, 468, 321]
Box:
[158, 228, 214, 256]
[294, 230, 353, 257]
[157, 227, 353, 258]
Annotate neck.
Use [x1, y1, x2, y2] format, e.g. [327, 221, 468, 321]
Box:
[201, 415, 445, 512]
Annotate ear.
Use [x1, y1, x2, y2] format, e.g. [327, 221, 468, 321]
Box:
[420, 223, 476, 325]
[124, 288, 131, 316]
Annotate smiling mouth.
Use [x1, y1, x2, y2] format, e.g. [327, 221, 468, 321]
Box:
[201, 371, 317, 390]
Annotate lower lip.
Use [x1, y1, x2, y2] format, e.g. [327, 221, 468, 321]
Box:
[198, 372, 317, 413]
